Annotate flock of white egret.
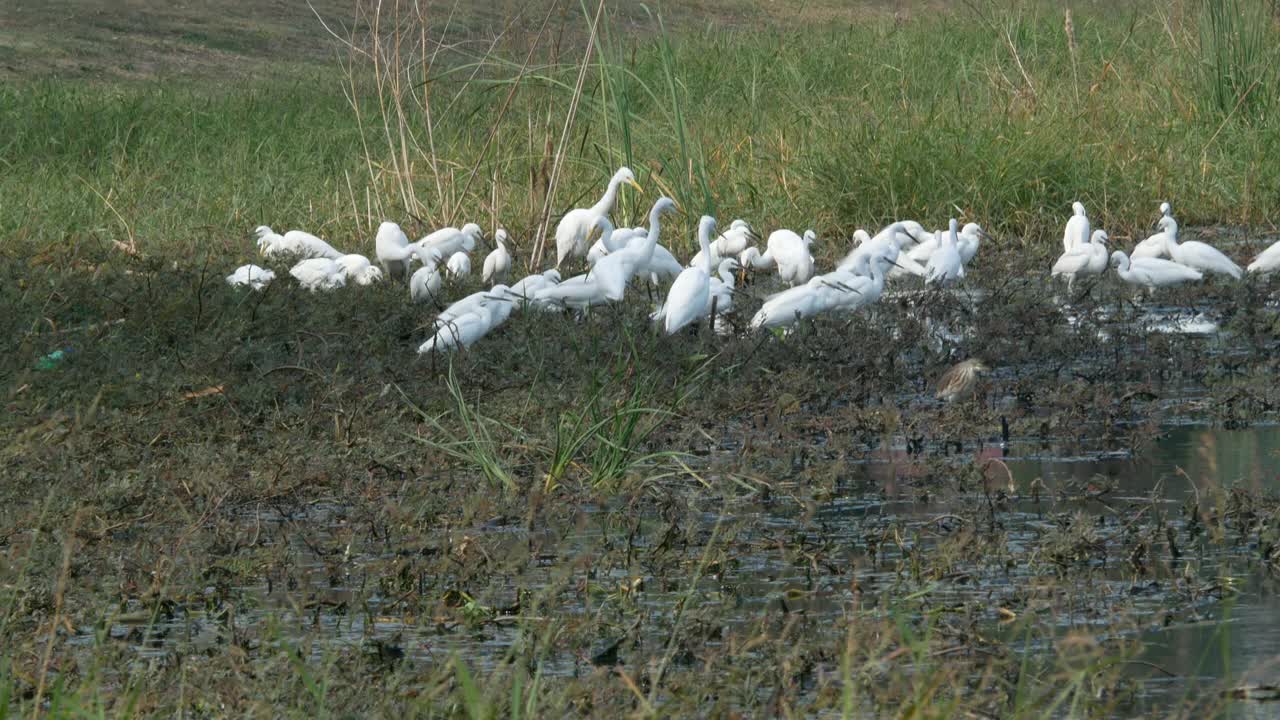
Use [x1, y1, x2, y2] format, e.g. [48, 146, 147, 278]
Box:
[226, 166, 1280, 354]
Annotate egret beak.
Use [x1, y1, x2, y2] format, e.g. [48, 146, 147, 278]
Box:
[483, 295, 511, 302]
[978, 229, 992, 241]
[627, 179, 644, 193]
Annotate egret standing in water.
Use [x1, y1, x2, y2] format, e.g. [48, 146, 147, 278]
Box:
[1062, 201, 1089, 253]
[1160, 217, 1242, 279]
[925, 219, 964, 287]
[1132, 208, 1177, 260]
[555, 167, 643, 267]
[1110, 250, 1203, 289]
[660, 216, 717, 335]
[1051, 229, 1109, 291]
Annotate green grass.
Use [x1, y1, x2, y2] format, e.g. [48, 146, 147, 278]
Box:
[3, 2, 1278, 271]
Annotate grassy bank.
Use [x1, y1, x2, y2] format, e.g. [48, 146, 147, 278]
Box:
[3, 1, 1279, 265]
[5, 0, 1280, 716]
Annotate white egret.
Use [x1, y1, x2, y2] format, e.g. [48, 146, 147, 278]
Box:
[532, 273, 611, 311]
[335, 254, 384, 285]
[589, 197, 679, 301]
[585, 218, 625, 265]
[825, 254, 890, 313]
[1063, 201, 1089, 253]
[375, 221, 415, 280]
[1160, 217, 1242, 279]
[750, 276, 842, 330]
[739, 246, 771, 270]
[555, 167, 643, 267]
[708, 259, 740, 315]
[924, 219, 964, 286]
[652, 258, 741, 329]
[840, 223, 909, 271]
[1051, 229, 1109, 291]
[447, 251, 472, 279]
[1132, 213, 1176, 260]
[638, 244, 685, 285]
[660, 216, 717, 335]
[418, 223, 484, 259]
[504, 269, 561, 308]
[1247, 240, 1280, 275]
[226, 264, 275, 291]
[289, 258, 347, 291]
[846, 224, 928, 279]
[258, 226, 344, 260]
[409, 248, 446, 303]
[418, 301, 506, 354]
[482, 229, 513, 284]
[1110, 250, 1203, 289]
[957, 223, 989, 266]
[410, 265, 442, 303]
[437, 285, 513, 327]
[715, 219, 759, 257]
[764, 229, 817, 286]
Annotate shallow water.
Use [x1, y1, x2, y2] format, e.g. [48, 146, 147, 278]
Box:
[70, 423, 1280, 716]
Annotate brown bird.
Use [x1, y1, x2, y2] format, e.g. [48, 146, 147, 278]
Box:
[936, 359, 988, 403]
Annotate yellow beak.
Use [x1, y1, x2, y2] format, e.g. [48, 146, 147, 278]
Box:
[627, 179, 644, 193]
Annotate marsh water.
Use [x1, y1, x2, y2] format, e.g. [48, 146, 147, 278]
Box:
[73, 419, 1280, 714]
[64, 289, 1280, 716]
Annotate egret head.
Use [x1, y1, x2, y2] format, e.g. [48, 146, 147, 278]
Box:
[1157, 215, 1176, 233]
[1109, 250, 1129, 270]
[460, 223, 483, 249]
[495, 228, 509, 247]
[739, 247, 761, 266]
[1092, 230, 1109, 245]
[852, 229, 872, 246]
[803, 229, 817, 245]
[542, 268, 562, 282]
[614, 166, 643, 193]
[699, 215, 717, 239]
[962, 223, 988, 240]
[1160, 201, 1171, 216]
[1072, 201, 1086, 216]
[730, 219, 749, 230]
[254, 225, 274, 237]
[652, 197, 679, 218]
[719, 258, 742, 274]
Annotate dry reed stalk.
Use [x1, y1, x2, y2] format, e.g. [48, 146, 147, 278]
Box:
[529, 0, 608, 269]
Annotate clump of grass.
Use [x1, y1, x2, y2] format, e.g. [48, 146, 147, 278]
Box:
[1197, 0, 1279, 117]
[402, 366, 521, 492]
